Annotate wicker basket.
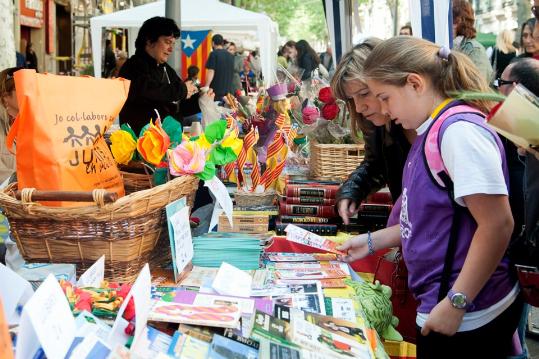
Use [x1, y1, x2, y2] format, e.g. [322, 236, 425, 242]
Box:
[235, 190, 276, 207]
[309, 142, 365, 180]
[119, 162, 155, 195]
[0, 176, 199, 282]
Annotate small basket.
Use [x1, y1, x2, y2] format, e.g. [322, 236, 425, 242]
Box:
[235, 190, 276, 207]
[0, 175, 199, 282]
[120, 162, 155, 195]
[309, 142, 365, 180]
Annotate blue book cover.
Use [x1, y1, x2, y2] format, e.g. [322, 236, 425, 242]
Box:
[208, 334, 258, 359]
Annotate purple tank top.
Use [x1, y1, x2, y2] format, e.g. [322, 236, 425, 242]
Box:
[400, 107, 516, 313]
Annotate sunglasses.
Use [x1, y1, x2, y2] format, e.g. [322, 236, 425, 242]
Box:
[492, 78, 515, 89]
[533, 5, 539, 19]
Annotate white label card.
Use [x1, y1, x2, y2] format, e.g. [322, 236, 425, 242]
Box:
[170, 206, 193, 275]
[204, 176, 233, 230]
[77, 255, 105, 288]
[0, 263, 33, 325]
[17, 274, 75, 359]
[212, 262, 252, 298]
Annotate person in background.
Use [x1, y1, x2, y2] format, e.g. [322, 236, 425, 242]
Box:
[283, 40, 320, 81]
[277, 47, 288, 69]
[319, 45, 335, 75]
[490, 30, 517, 79]
[25, 42, 38, 72]
[111, 51, 127, 78]
[496, 57, 539, 359]
[119, 16, 204, 134]
[452, 0, 493, 80]
[399, 24, 413, 36]
[240, 60, 256, 94]
[227, 42, 243, 95]
[186, 65, 200, 85]
[15, 52, 25, 68]
[104, 39, 116, 78]
[518, 18, 538, 58]
[205, 34, 235, 100]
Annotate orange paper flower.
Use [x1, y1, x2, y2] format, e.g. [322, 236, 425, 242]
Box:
[136, 120, 170, 166]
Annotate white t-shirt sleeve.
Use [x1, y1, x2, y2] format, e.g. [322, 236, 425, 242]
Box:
[440, 121, 508, 206]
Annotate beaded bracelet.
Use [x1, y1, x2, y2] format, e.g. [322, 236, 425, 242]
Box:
[367, 231, 375, 255]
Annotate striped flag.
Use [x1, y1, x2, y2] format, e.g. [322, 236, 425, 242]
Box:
[180, 30, 212, 84]
[408, 0, 453, 48]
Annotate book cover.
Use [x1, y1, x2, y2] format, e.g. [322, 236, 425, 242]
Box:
[279, 202, 337, 217]
[223, 329, 260, 350]
[218, 221, 269, 234]
[257, 339, 301, 359]
[177, 324, 224, 343]
[272, 281, 326, 315]
[285, 185, 339, 199]
[274, 268, 348, 280]
[250, 311, 294, 346]
[283, 225, 345, 255]
[148, 301, 241, 329]
[265, 252, 337, 262]
[279, 215, 338, 224]
[168, 332, 211, 359]
[275, 221, 337, 236]
[285, 197, 336, 206]
[208, 334, 258, 359]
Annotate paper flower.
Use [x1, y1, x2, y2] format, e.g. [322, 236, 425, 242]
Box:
[318, 86, 336, 104]
[302, 106, 320, 125]
[322, 103, 340, 120]
[137, 120, 170, 166]
[169, 141, 206, 176]
[110, 130, 137, 165]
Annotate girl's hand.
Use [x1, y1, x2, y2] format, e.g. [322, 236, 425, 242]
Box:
[336, 234, 369, 262]
[337, 199, 359, 225]
[421, 298, 465, 337]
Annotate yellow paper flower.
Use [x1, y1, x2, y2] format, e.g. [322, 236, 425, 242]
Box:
[110, 130, 137, 165]
[194, 133, 212, 151]
[221, 130, 243, 156]
[137, 120, 170, 166]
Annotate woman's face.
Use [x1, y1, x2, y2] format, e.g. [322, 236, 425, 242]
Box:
[522, 24, 537, 55]
[1, 90, 18, 119]
[343, 79, 389, 127]
[283, 45, 297, 60]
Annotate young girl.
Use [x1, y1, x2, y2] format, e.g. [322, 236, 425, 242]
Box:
[338, 36, 522, 358]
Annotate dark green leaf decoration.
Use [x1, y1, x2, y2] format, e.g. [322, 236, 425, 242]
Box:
[162, 116, 183, 146]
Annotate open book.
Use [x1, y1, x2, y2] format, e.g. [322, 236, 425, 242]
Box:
[488, 84, 539, 148]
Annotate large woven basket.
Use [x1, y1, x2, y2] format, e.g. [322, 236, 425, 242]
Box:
[0, 175, 199, 282]
[309, 142, 365, 180]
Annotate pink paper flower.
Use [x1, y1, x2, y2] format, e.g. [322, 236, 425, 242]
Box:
[168, 141, 206, 176]
[302, 106, 320, 125]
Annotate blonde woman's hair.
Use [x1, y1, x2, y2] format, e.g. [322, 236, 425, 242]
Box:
[496, 29, 516, 54]
[363, 36, 494, 114]
[330, 37, 382, 141]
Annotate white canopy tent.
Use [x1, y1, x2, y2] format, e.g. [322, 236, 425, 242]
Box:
[90, 0, 279, 83]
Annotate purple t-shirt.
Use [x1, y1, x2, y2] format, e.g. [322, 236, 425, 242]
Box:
[400, 110, 516, 313]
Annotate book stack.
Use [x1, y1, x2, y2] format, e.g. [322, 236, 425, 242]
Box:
[276, 181, 341, 236]
[191, 232, 267, 270]
[343, 189, 393, 233]
[217, 206, 278, 234]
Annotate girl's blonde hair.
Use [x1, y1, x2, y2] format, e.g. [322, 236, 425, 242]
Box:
[363, 36, 494, 114]
[330, 37, 382, 141]
[496, 29, 516, 54]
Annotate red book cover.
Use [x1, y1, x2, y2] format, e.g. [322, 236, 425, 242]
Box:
[285, 185, 339, 199]
[279, 202, 337, 217]
[285, 197, 336, 206]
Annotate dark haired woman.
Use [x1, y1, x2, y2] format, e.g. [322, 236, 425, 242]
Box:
[518, 18, 538, 58]
[119, 16, 212, 134]
[283, 39, 320, 81]
[452, 0, 492, 80]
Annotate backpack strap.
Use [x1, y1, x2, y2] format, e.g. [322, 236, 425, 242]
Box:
[423, 102, 487, 303]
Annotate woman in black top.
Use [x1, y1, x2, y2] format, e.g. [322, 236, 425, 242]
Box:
[491, 29, 516, 79]
[25, 42, 38, 71]
[283, 40, 320, 81]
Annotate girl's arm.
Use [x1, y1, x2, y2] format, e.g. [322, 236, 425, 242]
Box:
[421, 193, 513, 336]
[337, 224, 402, 262]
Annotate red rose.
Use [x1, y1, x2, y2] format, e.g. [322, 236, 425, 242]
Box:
[321, 103, 340, 120]
[318, 87, 335, 104]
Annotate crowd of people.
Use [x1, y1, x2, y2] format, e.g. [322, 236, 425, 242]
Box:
[1, 2, 539, 358]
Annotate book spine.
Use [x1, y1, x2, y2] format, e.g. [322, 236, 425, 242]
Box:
[359, 203, 392, 214]
[223, 329, 260, 350]
[285, 197, 336, 205]
[275, 222, 338, 236]
[279, 215, 336, 224]
[285, 185, 339, 199]
[219, 214, 270, 225]
[218, 222, 269, 233]
[279, 203, 337, 217]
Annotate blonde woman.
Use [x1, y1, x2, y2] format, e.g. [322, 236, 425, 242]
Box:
[491, 29, 517, 79]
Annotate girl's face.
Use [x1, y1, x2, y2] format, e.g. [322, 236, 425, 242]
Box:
[522, 25, 537, 55]
[343, 80, 389, 126]
[1, 90, 18, 119]
[367, 75, 435, 130]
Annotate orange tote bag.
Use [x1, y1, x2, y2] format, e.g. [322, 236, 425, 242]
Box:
[7, 70, 129, 206]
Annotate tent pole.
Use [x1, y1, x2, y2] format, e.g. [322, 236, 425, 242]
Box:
[166, 0, 181, 76]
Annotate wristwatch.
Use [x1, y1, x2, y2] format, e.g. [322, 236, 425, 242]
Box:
[447, 289, 474, 310]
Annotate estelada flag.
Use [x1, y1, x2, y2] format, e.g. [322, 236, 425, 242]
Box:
[181, 30, 212, 85]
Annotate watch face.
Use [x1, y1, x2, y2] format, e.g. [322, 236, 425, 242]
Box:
[451, 293, 467, 309]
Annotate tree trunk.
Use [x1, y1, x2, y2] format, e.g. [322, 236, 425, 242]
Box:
[0, 0, 16, 69]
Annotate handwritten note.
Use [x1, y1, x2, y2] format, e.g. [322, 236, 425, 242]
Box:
[170, 206, 193, 276]
[284, 224, 345, 255]
[77, 255, 105, 288]
[204, 176, 233, 230]
[17, 274, 75, 359]
[165, 197, 188, 282]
